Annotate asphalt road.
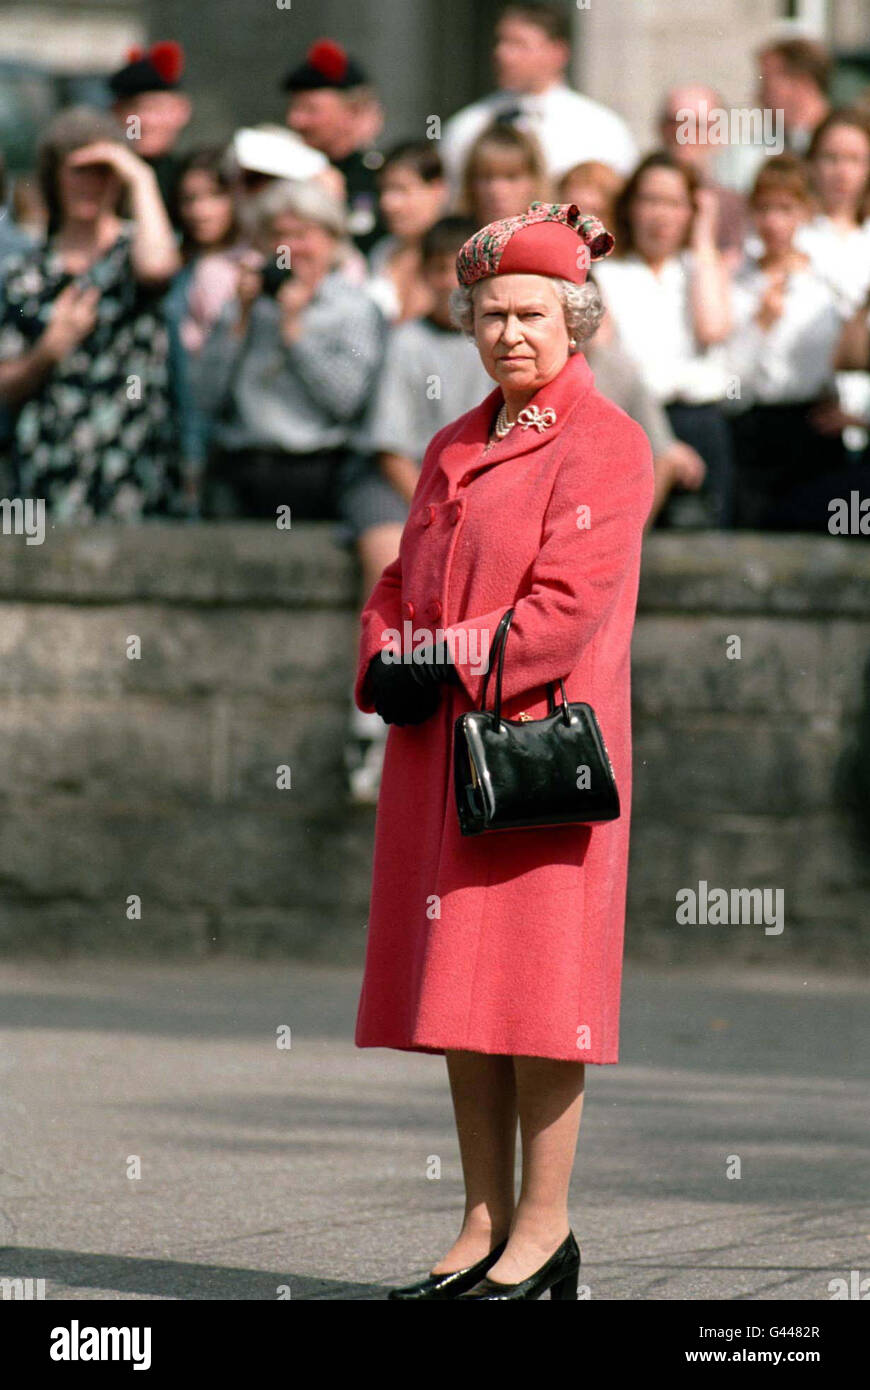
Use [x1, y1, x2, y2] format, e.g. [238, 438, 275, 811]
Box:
[0, 957, 867, 1300]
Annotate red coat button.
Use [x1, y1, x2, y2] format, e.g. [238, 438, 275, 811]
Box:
[422, 504, 435, 526]
[451, 503, 462, 525]
[428, 599, 442, 620]
[403, 600, 415, 619]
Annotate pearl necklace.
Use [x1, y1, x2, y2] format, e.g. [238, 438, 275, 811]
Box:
[483, 405, 514, 454]
[484, 400, 559, 454]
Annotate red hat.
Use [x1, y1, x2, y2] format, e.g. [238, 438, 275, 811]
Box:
[109, 41, 185, 97]
[282, 38, 368, 92]
[456, 202, 614, 288]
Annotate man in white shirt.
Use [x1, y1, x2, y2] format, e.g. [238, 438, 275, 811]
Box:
[716, 34, 832, 194]
[440, 2, 637, 200]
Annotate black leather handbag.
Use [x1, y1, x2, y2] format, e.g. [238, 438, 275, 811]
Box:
[453, 607, 621, 836]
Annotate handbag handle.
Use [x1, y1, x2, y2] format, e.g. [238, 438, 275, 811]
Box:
[480, 607, 570, 724]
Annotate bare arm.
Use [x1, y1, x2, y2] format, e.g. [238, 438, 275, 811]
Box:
[379, 451, 420, 503]
[646, 458, 677, 530]
[645, 442, 706, 531]
[67, 141, 180, 285]
[688, 190, 732, 346]
[0, 283, 99, 407]
[0, 339, 58, 408]
[834, 302, 870, 371]
[125, 163, 181, 284]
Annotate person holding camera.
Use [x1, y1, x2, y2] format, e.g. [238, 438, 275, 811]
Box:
[193, 178, 386, 520]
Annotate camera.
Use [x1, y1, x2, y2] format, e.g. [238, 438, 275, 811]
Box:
[260, 261, 295, 297]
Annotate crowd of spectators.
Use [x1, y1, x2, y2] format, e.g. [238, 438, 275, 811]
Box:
[1, 4, 868, 793]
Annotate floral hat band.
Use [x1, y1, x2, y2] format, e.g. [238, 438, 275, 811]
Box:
[455, 201, 615, 289]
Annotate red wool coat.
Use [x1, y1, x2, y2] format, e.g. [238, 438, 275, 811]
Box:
[353, 349, 654, 1063]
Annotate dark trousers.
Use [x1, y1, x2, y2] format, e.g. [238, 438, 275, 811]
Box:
[727, 401, 857, 531]
[663, 401, 736, 529]
[202, 446, 346, 520]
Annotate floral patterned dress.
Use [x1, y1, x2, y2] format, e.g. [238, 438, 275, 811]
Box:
[0, 229, 177, 521]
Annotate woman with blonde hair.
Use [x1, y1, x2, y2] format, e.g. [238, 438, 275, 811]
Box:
[458, 122, 551, 226]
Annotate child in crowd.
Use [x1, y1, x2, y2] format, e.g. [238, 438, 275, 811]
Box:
[458, 122, 551, 226]
[557, 159, 623, 230]
[164, 148, 245, 512]
[726, 154, 854, 529]
[342, 214, 489, 802]
[366, 142, 448, 322]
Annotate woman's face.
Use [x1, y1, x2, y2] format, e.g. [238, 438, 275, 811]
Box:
[630, 166, 694, 262]
[265, 212, 336, 283]
[179, 169, 234, 248]
[378, 164, 446, 240]
[422, 251, 459, 323]
[752, 189, 807, 256]
[473, 273, 570, 396]
[57, 152, 121, 224]
[472, 149, 539, 224]
[560, 178, 608, 223]
[811, 123, 870, 214]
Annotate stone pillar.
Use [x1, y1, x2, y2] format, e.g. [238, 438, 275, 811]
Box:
[572, 0, 785, 151]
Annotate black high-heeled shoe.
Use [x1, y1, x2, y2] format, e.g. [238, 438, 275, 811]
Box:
[386, 1236, 509, 1300]
[455, 1230, 580, 1300]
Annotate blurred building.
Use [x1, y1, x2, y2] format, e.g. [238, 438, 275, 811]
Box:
[0, 0, 867, 173]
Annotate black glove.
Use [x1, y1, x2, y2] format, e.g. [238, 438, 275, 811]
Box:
[406, 641, 463, 690]
[364, 644, 461, 726]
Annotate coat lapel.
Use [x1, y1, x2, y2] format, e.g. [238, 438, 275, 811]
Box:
[437, 350, 596, 494]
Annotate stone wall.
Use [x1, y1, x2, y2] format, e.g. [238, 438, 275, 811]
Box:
[0, 523, 867, 964]
[630, 532, 870, 966]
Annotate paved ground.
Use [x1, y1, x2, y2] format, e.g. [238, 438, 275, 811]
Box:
[0, 957, 867, 1301]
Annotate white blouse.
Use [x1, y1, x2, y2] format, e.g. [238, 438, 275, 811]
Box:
[725, 255, 846, 407]
[793, 219, 870, 443]
[794, 216, 870, 315]
[363, 235, 402, 322]
[594, 251, 730, 405]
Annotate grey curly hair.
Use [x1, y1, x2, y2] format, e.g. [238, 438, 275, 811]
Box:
[243, 178, 353, 268]
[449, 276, 604, 349]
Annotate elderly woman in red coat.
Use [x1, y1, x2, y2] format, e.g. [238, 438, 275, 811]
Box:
[353, 202, 654, 1300]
